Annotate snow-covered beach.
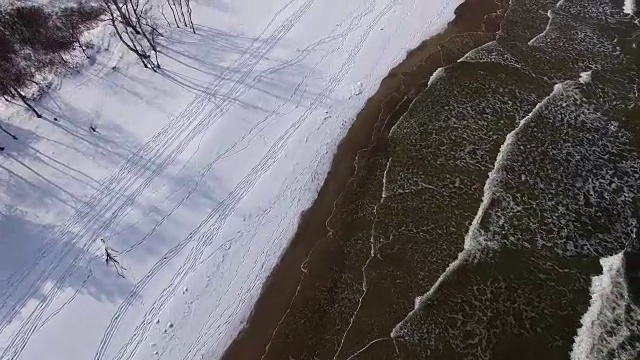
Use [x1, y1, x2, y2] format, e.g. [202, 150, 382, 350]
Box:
[220, 0, 504, 357]
[0, 0, 461, 359]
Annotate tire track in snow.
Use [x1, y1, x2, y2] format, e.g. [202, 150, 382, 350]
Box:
[206, 2, 404, 357]
[0, 0, 302, 319]
[0, 1, 319, 358]
[178, 3, 383, 357]
[90, 1, 377, 359]
[169, 156, 306, 360]
[0, 0, 303, 312]
[105, 1, 398, 360]
[113, 5, 375, 358]
[0, 0, 293, 310]
[115, 4, 366, 258]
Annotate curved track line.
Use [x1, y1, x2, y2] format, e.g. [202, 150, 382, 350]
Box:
[0, 0, 301, 317]
[0, 1, 319, 358]
[96, 1, 397, 359]
[0, 0, 302, 307]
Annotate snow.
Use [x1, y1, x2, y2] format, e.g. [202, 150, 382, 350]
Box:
[0, 0, 459, 359]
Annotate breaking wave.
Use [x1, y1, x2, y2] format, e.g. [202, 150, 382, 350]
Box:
[571, 251, 640, 360]
[385, 0, 640, 357]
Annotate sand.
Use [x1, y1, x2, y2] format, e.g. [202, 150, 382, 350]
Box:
[220, 0, 508, 359]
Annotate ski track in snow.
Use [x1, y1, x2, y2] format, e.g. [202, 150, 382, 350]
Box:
[98, 2, 402, 359]
[2, 0, 316, 358]
[0, 0, 302, 327]
[0, 0, 458, 358]
[0, 0, 302, 309]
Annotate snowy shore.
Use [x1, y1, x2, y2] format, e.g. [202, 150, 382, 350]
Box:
[0, 0, 461, 359]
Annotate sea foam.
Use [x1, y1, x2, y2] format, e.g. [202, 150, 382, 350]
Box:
[571, 251, 640, 360]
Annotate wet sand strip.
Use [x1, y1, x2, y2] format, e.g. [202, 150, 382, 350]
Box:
[220, 0, 505, 359]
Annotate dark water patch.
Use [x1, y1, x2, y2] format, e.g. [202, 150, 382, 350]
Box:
[352, 62, 552, 357]
[468, 0, 638, 82]
[392, 0, 640, 358]
[625, 251, 640, 305]
[394, 73, 640, 358]
[498, 0, 559, 43]
[393, 248, 600, 359]
[466, 80, 640, 256]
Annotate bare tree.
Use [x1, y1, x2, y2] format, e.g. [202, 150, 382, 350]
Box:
[167, 0, 194, 33]
[102, 0, 161, 69]
[159, 5, 172, 27]
[102, 0, 199, 71]
[101, 239, 126, 278]
[174, 0, 187, 27]
[164, 0, 180, 27]
[131, 0, 160, 67]
[110, 0, 140, 34]
[0, 4, 103, 114]
[2, 84, 42, 118]
[67, 17, 90, 58]
[185, 0, 195, 33]
[150, 27, 160, 68]
[103, 0, 152, 68]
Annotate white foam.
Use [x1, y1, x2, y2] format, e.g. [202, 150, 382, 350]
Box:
[427, 67, 446, 87]
[528, 9, 556, 46]
[571, 252, 640, 360]
[389, 95, 419, 138]
[413, 295, 423, 309]
[579, 71, 592, 84]
[381, 157, 393, 199]
[463, 81, 571, 251]
[624, 0, 637, 15]
[390, 250, 471, 339]
[388, 65, 451, 139]
[460, 42, 524, 70]
[390, 81, 580, 341]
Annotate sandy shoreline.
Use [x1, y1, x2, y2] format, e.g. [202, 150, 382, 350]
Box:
[220, 0, 506, 358]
